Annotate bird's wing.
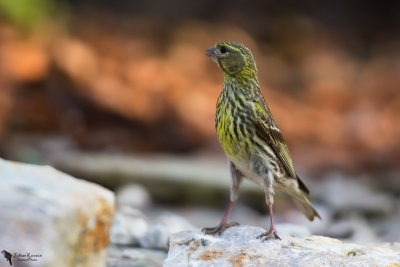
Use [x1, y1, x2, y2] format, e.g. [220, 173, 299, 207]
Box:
[252, 99, 297, 179]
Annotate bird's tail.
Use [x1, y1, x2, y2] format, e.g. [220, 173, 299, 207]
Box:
[292, 192, 321, 221]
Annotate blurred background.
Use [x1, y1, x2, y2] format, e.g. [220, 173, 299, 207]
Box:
[0, 0, 399, 243]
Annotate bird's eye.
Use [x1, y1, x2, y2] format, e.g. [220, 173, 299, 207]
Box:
[220, 46, 227, 54]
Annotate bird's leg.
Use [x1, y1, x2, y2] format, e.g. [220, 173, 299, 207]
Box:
[202, 200, 238, 235]
[202, 161, 242, 235]
[257, 203, 280, 240]
[257, 172, 281, 241]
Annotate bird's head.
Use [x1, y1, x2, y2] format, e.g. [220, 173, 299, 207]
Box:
[206, 41, 257, 79]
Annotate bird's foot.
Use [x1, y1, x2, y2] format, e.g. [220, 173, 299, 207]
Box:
[257, 229, 281, 241]
[201, 222, 239, 235]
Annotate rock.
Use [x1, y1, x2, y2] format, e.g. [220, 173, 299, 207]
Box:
[116, 183, 152, 208]
[314, 173, 395, 216]
[377, 208, 400, 242]
[275, 223, 311, 238]
[164, 225, 400, 267]
[326, 215, 377, 242]
[110, 207, 149, 246]
[285, 204, 333, 236]
[0, 158, 115, 267]
[107, 245, 166, 267]
[140, 212, 196, 250]
[285, 206, 378, 243]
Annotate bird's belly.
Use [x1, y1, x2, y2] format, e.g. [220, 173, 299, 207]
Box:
[230, 159, 264, 187]
[218, 133, 239, 159]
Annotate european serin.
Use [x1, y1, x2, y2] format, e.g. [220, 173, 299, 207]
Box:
[203, 41, 321, 240]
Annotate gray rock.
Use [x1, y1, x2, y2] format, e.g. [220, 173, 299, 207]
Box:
[110, 207, 149, 246]
[164, 225, 400, 267]
[140, 212, 196, 250]
[275, 223, 311, 238]
[315, 173, 395, 216]
[284, 204, 332, 236]
[326, 215, 377, 242]
[377, 207, 400, 242]
[107, 245, 166, 267]
[0, 158, 115, 267]
[116, 183, 152, 209]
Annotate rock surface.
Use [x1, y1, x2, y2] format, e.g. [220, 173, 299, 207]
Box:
[108, 211, 196, 267]
[314, 174, 395, 216]
[139, 212, 196, 250]
[0, 158, 115, 267]
[110, 207, 149, 246]
[107, 245, 167, 267]
[164, 226, 400, 267]
[116, 183, 152, 208]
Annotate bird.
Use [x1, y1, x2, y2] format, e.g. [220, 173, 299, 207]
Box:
[1, 250, 12, 265]
[202, 41, 321, 240]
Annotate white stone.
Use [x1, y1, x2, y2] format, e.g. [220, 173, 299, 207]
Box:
[140, 212, 196, 250]
[315, 174, 394, 215]
[107, 246, 166, 267]
[116, 183, 152, 208]
[164, 225, 400, 267]
[0, 158, 115, 267]
[110, 207, 149, 245]
[276, 223, 311, 238]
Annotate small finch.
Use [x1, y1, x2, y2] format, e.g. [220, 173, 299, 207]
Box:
[203, 41, 321, 240]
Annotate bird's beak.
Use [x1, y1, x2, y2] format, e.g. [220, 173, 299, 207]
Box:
[206, 46, 218, 63]
[206, 46, 216, 57]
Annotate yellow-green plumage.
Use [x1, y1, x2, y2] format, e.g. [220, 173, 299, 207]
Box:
[203, 41, 320, 240]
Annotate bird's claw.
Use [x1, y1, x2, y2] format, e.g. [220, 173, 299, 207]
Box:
[201, 222, 239, 235]
[257, 230, 281, 241]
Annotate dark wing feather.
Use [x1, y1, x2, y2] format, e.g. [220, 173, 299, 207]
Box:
[252, 99, 298, 179]
[296, 174, 310, 195]
[252, 98, 311, 194]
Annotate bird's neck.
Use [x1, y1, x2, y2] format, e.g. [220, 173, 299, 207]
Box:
[223, 73, 261, 98]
